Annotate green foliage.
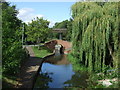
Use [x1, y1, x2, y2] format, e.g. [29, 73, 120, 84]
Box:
[52, 19, 73, 41]
[53, 20, 68, 28]
[2, 2, 28, 75]
[32, 46, 52, 58]
[71, 2, 119, 72]
[88, 69, 119, 88]
[2, 75, 19, 88]
[67, 54, 87, 72]
[0, 1, 2, 80]
[34, 73, 52, 88]
[26, 17, 50, 44]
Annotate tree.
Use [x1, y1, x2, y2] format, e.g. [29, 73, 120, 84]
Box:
[71, 2, 119, 72]
[26, 17, 50, 44]
[52, 19, 73, 41]
[2, 2, 28, 75]
[53, 20, 68, 29]
[66, 18, 73, 41]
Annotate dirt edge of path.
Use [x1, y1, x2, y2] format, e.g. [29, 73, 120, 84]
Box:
[17, 46, 54, 89]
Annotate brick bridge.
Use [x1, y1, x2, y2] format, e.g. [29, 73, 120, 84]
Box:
[44, 40, 72, 54]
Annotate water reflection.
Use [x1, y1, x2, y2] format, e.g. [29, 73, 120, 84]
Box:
[44, 54, 70, 65]
[34, 73, 52, 88]
[64, 71, 88, 88]
[34, 55, 88, 88]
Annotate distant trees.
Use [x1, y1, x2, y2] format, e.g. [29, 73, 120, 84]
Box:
[52, 19, 73, 41]
[71, 2, 119, 72]
[26, 17, 50, 44]
[2, 2, 28, 75]
[53, 20, 68, 29]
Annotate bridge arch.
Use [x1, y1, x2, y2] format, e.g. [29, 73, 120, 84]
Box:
[44, 40, 72, 54]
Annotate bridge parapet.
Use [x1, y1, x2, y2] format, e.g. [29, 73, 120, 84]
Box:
[52, 28, 67, 33]
[44, 40, 72, 54]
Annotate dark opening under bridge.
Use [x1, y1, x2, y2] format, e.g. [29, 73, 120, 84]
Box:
[52, 28, 67, 39]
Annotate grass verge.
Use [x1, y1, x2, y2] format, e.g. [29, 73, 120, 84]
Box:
[2, 75, 20, 88]
[32, 46, 53, 58]
[67, 54, 88, 72]
[67, 53, 119, 88]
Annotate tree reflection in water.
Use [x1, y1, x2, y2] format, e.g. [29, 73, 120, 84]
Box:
[34, 55, 89, 88]
[34, 72, 53, 88]
[64, 71, 89, 88]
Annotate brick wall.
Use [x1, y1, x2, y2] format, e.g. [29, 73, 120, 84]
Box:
[44, 40, 72, 54]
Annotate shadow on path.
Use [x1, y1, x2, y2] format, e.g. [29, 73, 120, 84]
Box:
[17, 46, 44, 89]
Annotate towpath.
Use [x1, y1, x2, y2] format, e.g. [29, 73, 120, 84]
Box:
[17, 46, 43, 89]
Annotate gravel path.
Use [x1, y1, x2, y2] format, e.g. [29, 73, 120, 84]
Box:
[17, 46, 43, 89]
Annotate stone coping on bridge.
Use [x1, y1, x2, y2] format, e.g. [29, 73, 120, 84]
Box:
[44, 40, 72, 54]
[53, 28, 67, 29]
[44, 40, 72, 52]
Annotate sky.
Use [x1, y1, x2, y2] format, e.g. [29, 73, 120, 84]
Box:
[8, 2, 76, 27]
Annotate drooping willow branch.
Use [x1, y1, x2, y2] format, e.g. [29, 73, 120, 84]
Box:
[71, 2, 119, 72]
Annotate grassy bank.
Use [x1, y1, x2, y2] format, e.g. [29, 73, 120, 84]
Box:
[32, 46, 53, 58]
[67, 53, 119, 88]
[67, 54, 88, 72]
[2, 75, 20, 88]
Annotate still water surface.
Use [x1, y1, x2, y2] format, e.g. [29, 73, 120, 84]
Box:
[34, 54, 88, 88]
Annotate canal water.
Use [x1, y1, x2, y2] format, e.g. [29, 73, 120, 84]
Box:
[34, 54, 89, 88]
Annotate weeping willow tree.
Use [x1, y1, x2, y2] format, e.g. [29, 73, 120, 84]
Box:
[71, 2, 119, 72]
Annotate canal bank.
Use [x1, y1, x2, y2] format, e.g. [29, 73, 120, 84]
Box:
[33, 54, 119, 88]
[17, 46, 54, 89]
[33, 54, 89, 88]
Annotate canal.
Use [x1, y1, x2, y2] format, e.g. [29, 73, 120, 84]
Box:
[34, 54, 89, 88]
